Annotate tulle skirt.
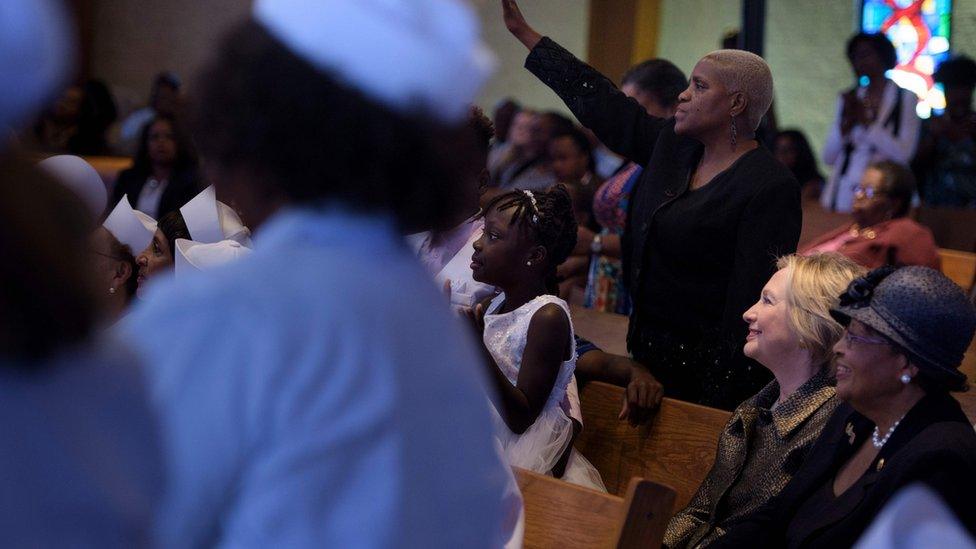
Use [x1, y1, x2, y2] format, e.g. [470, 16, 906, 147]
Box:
[492, 402, 606, 492]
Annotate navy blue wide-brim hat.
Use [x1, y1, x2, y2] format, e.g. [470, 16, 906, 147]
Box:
[830, 266, 976, 387]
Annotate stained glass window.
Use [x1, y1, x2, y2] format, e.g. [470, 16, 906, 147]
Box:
[861, 0, 952, 118]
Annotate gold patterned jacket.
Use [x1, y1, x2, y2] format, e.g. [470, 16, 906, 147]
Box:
[664, 368, 838, 549]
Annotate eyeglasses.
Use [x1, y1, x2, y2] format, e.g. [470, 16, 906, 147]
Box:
[89, 249, 126, 261]
[842, 330, 890, 348]
[853, 186, 883, 199]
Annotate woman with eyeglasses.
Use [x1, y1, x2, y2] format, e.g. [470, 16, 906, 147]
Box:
[801, 161, 939, 270]
[88, 226, 139, 321]
[711, 266, 976, 548]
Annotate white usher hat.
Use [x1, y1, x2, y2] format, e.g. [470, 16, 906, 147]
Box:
[252, 0, 495, 123]
[175, 238, 253, 276]
[0, 0, 73, 131]
[180, 186, 252, 246]
[38, 155, 108, 219]
[102, 196, 157, 254]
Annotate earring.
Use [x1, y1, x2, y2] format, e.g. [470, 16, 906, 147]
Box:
[108, 287, 116, 295]
[526, 261, 532, 266]
[730, 115, 738, 148]
[900, 374, 912, 385]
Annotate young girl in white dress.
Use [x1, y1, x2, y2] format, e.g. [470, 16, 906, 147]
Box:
[467, 185, 605, 491]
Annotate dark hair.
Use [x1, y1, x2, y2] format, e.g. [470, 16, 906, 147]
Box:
[539, 111, 575, 136]
[934, 55, 976, 90]
[0, 155, 97, 362]
[104, 231, 139, 302]
[478, 185, 578, 293]
[152, 71, 181, 93]
[131, 114, 198, 177]
[157, 210, 191, 254]
[847, 32, 898, 71]
[621, 59, 688, 109]
[190, 20, 470, 231]
[870, 160, 916, 218]
[776, 129, 823, 184]
[468, 106, 495, 155]
[550, 126, 596, 175]
[69, 79, 118, 155]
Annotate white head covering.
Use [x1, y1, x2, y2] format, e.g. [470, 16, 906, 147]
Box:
[175, 238, 253, 276]
[38, 155, 107, 218]
[180, 186, 253, 246]
[252, 0, 495, 123]
[0, 0, 73, 131]
[102, 197, 157, 254]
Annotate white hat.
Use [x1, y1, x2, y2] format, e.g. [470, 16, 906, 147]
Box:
[102, 196, 157, 254]
[175, 238, 253, 276]
[252, 0, 495, 123]
[38, 155, 108, 219]
[180, 186, 252, 246]
[0, 0, 74, 130]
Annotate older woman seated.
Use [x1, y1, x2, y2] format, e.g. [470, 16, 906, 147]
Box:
[665, 253, 864, 548]
[712, 266, 976, 548]
[801, 161, 939, 269]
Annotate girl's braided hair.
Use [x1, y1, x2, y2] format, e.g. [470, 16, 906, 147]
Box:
[479, 185, 578, 293]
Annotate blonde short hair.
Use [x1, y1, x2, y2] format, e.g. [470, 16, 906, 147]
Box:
[702, 49, 774, 131]
[777, 253, 866, 367]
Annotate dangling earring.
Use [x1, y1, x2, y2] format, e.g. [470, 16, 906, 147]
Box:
[730, 115, 738, 148]
[108, 287, 116, 295]
[900, 374, 912, 385]
[526, 261, 533, 266]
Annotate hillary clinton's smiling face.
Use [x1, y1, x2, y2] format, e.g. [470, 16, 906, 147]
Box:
[742, 268, 800, 368]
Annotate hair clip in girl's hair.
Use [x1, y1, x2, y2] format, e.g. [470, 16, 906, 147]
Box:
[522, 189, 540, 224]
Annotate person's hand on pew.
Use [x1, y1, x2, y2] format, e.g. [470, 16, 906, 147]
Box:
[576, 349, 663, 425]
[619, 363, 663, 426]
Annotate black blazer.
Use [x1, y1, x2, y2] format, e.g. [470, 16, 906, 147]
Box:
[110, 167, 203, 220]
[711, 393, 976, 548]
[525, 38, 801, 408]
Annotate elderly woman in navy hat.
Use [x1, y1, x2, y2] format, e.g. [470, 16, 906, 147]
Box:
[712, 266, 976, 548]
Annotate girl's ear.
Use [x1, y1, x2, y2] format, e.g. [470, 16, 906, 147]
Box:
[528, 245, 547, 267]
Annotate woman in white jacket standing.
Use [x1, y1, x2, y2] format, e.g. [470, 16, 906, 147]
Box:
[822, 32, 921, 213]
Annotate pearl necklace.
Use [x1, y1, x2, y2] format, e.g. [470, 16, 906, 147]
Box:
[871, 417, 904, 449]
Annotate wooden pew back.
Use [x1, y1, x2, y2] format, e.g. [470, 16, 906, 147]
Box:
[515, 467, 675, 549]
[938, 248, 976, 292]
[575, 382, 731, 509]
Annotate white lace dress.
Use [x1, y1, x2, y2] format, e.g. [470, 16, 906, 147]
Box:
[483, 293, 606, 491]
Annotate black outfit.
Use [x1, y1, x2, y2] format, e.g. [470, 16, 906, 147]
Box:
[525, 37, 801, 409]
[110, 166, 203, 220]
[710, 393, 976, 548]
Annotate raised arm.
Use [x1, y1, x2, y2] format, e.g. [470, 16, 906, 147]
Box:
[502, 0, 671, 166]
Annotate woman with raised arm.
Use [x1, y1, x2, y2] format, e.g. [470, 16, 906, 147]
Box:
[501, 0, 801, 409]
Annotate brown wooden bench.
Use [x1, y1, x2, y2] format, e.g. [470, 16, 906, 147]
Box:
[574, 382, 731, 510]
[83, 155, 132, 188]
[939, 248, 976, 293]
[515, 466, 675, 549]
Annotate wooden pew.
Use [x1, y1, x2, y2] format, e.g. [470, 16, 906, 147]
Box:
[575, 382, 730, 510]
[515, 467, 675, 549]
[916, 207, 976, 252]
[83, 156, 132, 188]
[938, 248, 976, 292]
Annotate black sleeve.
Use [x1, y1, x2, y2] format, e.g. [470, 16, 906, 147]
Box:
[524, 37, 671, 166]
[109, 169, 133, 208]
[721, 172, 802, 342]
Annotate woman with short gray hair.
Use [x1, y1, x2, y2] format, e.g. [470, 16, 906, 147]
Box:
[501, 0, 801, 409]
